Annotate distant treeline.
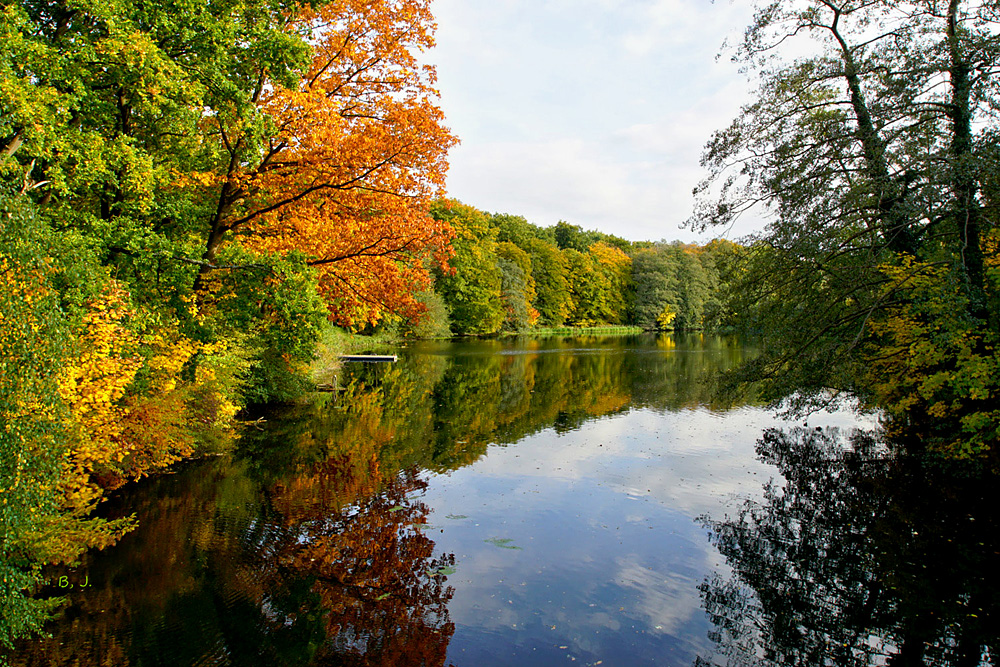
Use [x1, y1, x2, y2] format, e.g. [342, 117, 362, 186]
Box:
[396, 200, 741, 338]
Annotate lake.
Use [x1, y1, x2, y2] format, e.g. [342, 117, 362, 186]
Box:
[12, 335, 999, 666]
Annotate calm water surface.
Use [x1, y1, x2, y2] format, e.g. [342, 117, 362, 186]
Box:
[13, 335, 999, 666]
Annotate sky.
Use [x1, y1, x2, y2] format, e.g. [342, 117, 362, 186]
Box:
[427, 0, 763, 244]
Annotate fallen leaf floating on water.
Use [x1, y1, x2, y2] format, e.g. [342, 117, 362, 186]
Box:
[484, 537, 522, 550]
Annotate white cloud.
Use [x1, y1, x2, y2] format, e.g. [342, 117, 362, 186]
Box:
[429, 0, 763, 242]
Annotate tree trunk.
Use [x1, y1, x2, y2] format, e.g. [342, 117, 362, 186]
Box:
[946, 0, 987, 319]
[827, 5, 919, 255]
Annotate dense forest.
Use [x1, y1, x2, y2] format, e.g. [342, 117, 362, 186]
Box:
[0, 0, 448, 649]
[403, 201, 740, 338]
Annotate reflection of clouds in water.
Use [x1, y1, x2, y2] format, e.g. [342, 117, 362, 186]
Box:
[427, 402, 877, 663]
[429, 479, 714, 645]
[615, 554, 702, 636]
[467, 405, 875, 518]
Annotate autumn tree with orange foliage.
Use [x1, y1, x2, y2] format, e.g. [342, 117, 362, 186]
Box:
[196, 0, 457, 328]
[2, 0, 457, 651]
[4, 0, 458, 394]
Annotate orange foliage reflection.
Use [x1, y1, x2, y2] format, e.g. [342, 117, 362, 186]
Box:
[277, 469, 455, 666]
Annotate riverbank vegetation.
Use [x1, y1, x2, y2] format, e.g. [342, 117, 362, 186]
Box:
[1, 0, 459, 650]
[415, 201, 738, 336]
[690, 0, 1000, 462]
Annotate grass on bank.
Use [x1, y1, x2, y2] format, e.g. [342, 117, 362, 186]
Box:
[520, 325, 645, 337]
[310, 325, 401, 385]
[310, 323, 648, 385]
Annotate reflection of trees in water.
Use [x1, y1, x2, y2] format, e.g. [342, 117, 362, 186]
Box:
[633, 333, 751, 410]
[12, 335, 751, 665]
[275, 469, 455, 667]
[696, 427, 999, 667]
[12, 456, 454, 666]
[327, 334, 752, 472]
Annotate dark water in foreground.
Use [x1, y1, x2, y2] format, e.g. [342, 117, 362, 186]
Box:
[12, 335, 1000, 666]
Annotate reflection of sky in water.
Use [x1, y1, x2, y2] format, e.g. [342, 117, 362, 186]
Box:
[421, 406, 874, 666]
[13, 336, 887, 667]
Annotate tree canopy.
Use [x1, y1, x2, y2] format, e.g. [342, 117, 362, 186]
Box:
[691, 0, 1000, 457]
[1, 0, 455, 645]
